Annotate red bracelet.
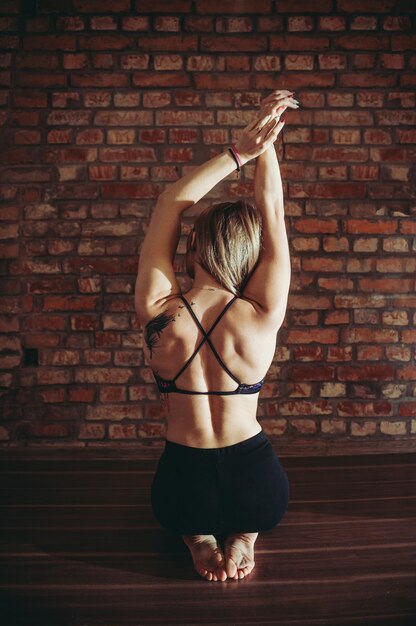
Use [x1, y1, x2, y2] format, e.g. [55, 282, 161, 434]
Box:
[228, 144, 244, 170]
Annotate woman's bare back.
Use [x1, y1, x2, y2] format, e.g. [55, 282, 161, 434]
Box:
[142, 289, 281, 448]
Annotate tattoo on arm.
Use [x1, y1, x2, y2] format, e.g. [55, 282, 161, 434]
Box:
[144, 311, 175, 358]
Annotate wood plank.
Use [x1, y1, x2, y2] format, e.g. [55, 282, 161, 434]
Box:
[0, 518, 415, 554]
[0, 577, 415, 625]
[0, 454, 414, 625]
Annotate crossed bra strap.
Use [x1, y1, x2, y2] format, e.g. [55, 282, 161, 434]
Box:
[172, 295, 240, 384]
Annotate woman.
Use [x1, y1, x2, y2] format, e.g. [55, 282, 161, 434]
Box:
[135, 89, 298, 582]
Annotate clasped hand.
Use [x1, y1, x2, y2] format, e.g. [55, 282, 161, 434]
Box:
[233, 90, 299, 165]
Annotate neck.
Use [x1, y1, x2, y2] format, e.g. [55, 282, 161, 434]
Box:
[191, 264, 229, 291]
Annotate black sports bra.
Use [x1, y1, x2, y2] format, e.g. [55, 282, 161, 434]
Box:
[151, 294, 265, 396]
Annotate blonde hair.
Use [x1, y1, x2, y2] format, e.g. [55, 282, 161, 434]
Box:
[189, 199, 262, 295]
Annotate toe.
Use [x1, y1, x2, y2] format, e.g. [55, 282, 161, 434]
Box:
[225, 557, 237, 578]
[217, 567, 227, 582]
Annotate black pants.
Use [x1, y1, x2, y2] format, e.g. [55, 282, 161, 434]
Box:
[151, 430, 290, 536]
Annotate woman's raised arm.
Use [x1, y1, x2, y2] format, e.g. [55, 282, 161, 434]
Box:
[242, 90, 298, 327]
[135, 108, 287, 318]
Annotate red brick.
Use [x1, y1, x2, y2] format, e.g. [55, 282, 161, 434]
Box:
[353, 53, 375, 69]
[287, 328, 339, 344]
[24, 422, 72, 439]
[101, 183, 162, 199]
[78, 423, 105, 439]
[319, 165, 347, 180]
[319, 16, 346, 31]
[120, 166, 148, 180]
[74, 0, 130, 10]
[155, 16, 180, 31]
[24, 35, 76, 50]
[122, 16, 149, 31]
[14, 130, 41, 145]
[139, 129, 166, 143]
[71, 73, 128, 88]
[121, 54, 149, 70]
[311, 147, 368, 162]
[163, 147, 193, 162]
[169, 129, 198, 143]
[291, 183, 366, 199]
[287, 16, 313, 32]
[156, 110, 214, 126]
[150, 165, 177, 180]
[78, 35, 131, 50]
[56, 16, 85, 31]
[383, 16, 412, 31]
[257, 16, 283, 32]
[137, 35, 197, 51]
[132, 72, 190, 87]
[277, 0, 332, 10]
[371, 147, 416, 162]
[135, 0, 191, 10]
[380, 54, 404, 70]
[42, 147, 96, 163]
[291, 365, 336, 382]
[338, 364, 394, 382]
[345, 219, 397, 235]
[339, 73, 397, 88]
[337, 0, 395, 10]
[270, 35, 329, 51]
[88, 166, 116, 181]
[400, 74, 416, 88]
[225, 56, 250, 71]
[47, 129, 72, 143]
[176, 91, 203, 107]
[197, 0, 271, 13]
[338, 401, 392, 416]
[107, 129, 135, 144]
[83, 92, 111, 109]
[363, 129, 392, 144]
[200, 35, 266, 52]
[318, 53, 346, 69]
[285, 54, 314, 70]
[114, 93, 141, 107]
[16, 72, 66, 88]
[154, 54, 183, 70]
[350, 165, 379, 180]
[256, 73, 335, 89]
[94, 110, 152, 126]
[0, 36, 19, 49]
[195, 74, 250, 90]
[350, 16, 377, 30]
[216, 17, 253, 33]
[91, 16, 117, 30]
[92, 54, 115, 69]
[294, 218, 338, 234]
[63, 53, 88, 69]
[359, 277, 412, 293]
[15, 52, 58, 69]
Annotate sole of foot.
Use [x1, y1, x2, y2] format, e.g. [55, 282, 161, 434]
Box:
[182, 534, 228, 582]
[224, 532, 258, 580]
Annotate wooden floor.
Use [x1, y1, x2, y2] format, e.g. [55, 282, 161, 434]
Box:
[0, 451, 415, 626]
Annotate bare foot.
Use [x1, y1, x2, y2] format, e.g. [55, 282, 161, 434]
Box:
[224, 532, 258, 580]
[182, 534, 227, 582]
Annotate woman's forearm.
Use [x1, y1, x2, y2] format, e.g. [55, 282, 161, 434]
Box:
[254, 145, 284, 216]
[158, 149, 238, 214]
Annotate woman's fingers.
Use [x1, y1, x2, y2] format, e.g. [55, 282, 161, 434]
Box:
[261, 90, 294, 106]
[247, 113, 272, 131]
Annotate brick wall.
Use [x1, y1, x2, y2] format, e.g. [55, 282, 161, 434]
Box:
[0, 0, 415, 453]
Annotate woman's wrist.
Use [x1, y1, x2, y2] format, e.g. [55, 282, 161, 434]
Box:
[226, 143, 250, 168]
